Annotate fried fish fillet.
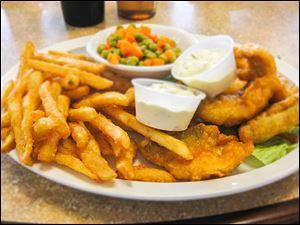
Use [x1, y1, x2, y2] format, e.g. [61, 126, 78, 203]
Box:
[239, 94, 299, 144]
[272, 75, 299, 103]
[198, 76, 279, 127]
[140, 123, 254, 181]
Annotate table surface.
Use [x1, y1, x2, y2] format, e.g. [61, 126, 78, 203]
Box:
[1, 1, 299, 224]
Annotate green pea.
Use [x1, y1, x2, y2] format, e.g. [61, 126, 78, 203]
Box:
[116, 25, 124, 30]
[155, 50, 161, 57]
[126, 56, 139, 66]
[163, 43, 171, 51]
[138, 61, 145, 66]
[144, 50, 156, 59]
[120, 58, 127, 64]
[169, 56, 177, 64]
[173, 47, 182, 56]
[129, 24, 137, 28]
[159, 54, 168, 62]
[142, 39, 153, 47]
[140, 45, 147, 52]
[97, 44, 106, 54]
[101, 50, 109, 59]
[148, 43, 158, 51]
[134, 33, 147, 42]
[109, 48, 121, 56]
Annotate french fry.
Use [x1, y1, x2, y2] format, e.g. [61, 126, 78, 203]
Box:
[73, 92, 129, 109]
[21, 71, 44, 165]
[64, 86, 90, 100]
[17, 41, 35, 80]
[57, 95, 71, 118]
[69, 122, 90, 148]
[37, 131, 61, 162]
[92, 129, 114, 156]
[102, 106, 193, 160]
[49, 81, 62, 101]
[90, 112, 131, 150]
[1, 80, 15, 108]
[78, 136, 117, 181]
[28, 59, 113, 90]
[60, 73, 80, 90]
[68, 107, 98, 122]
[33, 117, 56, 141]
[7, 91, 25, 161]
[1, 112, 10, 128]
[57, 138, 79, 157]
[125, 87, 135, 106]
[55, 153, 99, 181]
[39, 81, 70, 139]
[34, 53, 106, 74]
[133, 166, 176, 182]
[1, 129, 15, 153]
[32, 110, 46, 122]
[115, 139, 137, 180]
[48, 50, 92, 61]
[76, 122, 117, 180]
[1, 127, 11, 140]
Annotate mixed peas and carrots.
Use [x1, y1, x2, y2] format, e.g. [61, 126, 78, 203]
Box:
[97, 24, 182, 66]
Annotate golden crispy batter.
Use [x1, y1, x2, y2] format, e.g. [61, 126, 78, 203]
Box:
[140, 123, 254, 181]
[234, 43, 276, 81]
[239, 94, 299, 144]
[198, 76, 279, 126]
[272, 75, 299, 103]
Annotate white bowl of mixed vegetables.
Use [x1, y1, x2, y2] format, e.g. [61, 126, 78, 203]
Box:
[86, 24, 198, 78]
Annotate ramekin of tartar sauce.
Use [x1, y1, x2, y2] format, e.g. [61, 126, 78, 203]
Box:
[171, 35, 236, 97]
[132, 78, 206, 131]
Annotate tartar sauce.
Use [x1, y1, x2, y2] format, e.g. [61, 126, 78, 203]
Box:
[174, 49, 226, 77]
[149, 83, 195, 97]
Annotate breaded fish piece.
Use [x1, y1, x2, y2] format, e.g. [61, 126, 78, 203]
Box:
[272, 75, 299, 103]
[239, 94, 299, 144]
[234, 43, 277, 81]
[140, 124, 254, 181]
[198, 76, 279, 127]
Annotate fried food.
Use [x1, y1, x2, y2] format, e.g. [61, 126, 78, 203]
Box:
[64, 86, 90, 100]
[28, 59, 113, 90]
[198, 76, 279, 126]
[49, 81, 62, 101]
[68, 107, 98, 122]
[22, 71, 44, 165]
[239, 94, 299, 144]
[140, 123, 254, 181]
[1, 112, 10, 128]
[57, 138, 79, 157]
[102, 105, 193, 160]
[48, 50, 92, 61]
[90, 112, 131, 151]
[31, 110, 46, 122]
[33, 117, 56, 141]
[133, 166, 176, 183]
[1, 80, 15, 108]
[36, 131, 61, 162]
[234, 43, 277, 81]
[223, 78, 247, 95]
[73, 92, 129, 109]
[34, 53, 105, 74]
[60, 73, 80, 90]
[69, 122, 90, 148]
[272, 75, 299, 102]
[102, 71, 133, 93]
[57, 95, 71, 118]
[55, 153, 99, 181]
[39, 81, 70, 139]
[1, 128, 15, 153]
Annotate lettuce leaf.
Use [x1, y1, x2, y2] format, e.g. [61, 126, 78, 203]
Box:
[251, 125, 299, 165]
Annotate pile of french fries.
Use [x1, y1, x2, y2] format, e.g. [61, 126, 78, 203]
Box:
[1, 41, 193, 183]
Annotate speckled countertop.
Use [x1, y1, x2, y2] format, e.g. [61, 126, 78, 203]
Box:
[1, 1, 299, 224]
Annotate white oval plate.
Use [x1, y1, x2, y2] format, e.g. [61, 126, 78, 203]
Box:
[1, 35, 299, 201]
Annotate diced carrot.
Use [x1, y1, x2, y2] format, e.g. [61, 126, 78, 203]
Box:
[149, 34, 158, 42]
[105, 42, 110, 50]
[131, 43, 144, 59]
[157, 36, 175, 48]
[108, 53, 120, 64]
[164, 50, 176, 60]
[152, 58, 165, 66]
[144, 59, 152, 66]
[116, 28, 125, 37]
[139, 25, 151, 36]
[169, 39, 176, 48]
[125, 26, 137, 42]
[118, 39, 132, 57]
